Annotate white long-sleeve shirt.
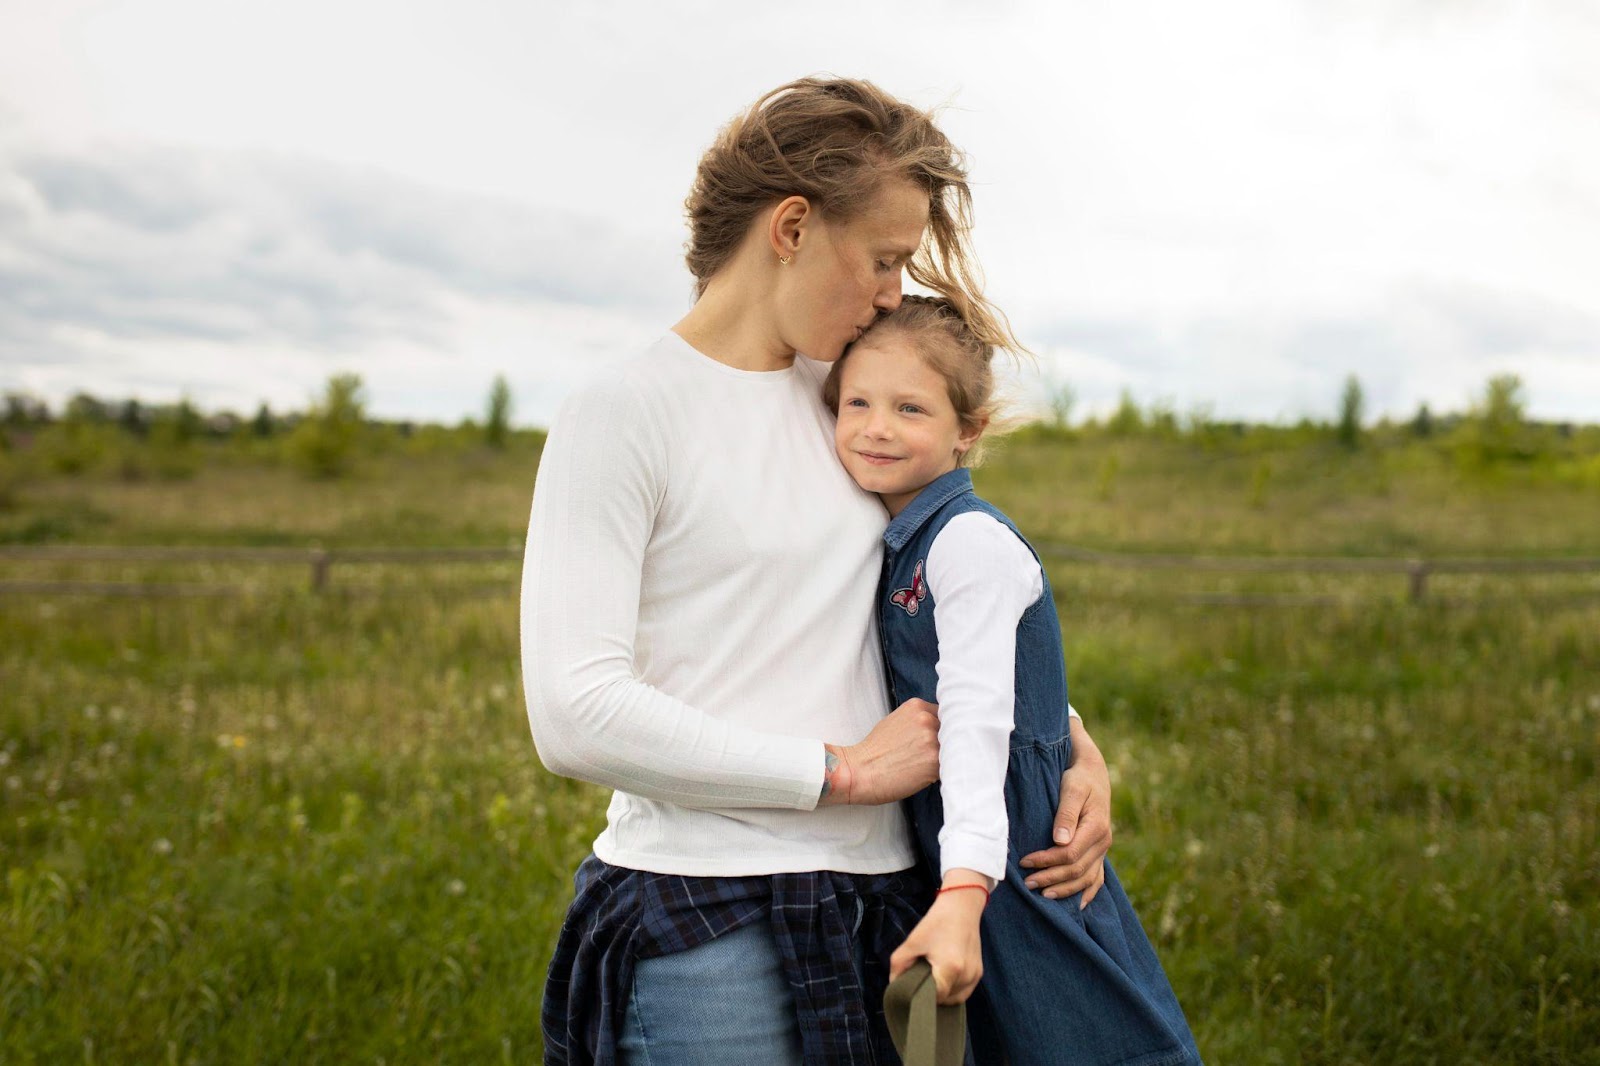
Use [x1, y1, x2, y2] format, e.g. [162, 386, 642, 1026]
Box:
[520, 332, 915, 876]
[923, 511, 1079, 884]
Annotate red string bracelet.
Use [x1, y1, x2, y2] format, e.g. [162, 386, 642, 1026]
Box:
[937, 884, 991, 903]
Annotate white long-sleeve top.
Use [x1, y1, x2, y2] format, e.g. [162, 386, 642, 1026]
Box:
[520, 332, 915, 877]
[924, 511, 1079, 883]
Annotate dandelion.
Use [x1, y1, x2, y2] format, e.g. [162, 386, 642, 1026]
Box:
[446, 878, 467, 897]
[152, 838, 173, 855]
[233, 736, 246, 749]
[6, 776, 20, 791]
[83, 705, 99, 720]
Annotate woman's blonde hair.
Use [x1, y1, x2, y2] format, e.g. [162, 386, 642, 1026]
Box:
[684, 76, 1022, 357]
[823, 295, 1010, 468]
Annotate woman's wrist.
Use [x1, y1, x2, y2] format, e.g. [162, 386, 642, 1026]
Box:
[1068, 715, 1102, 768]
[817, 743, 856, 806]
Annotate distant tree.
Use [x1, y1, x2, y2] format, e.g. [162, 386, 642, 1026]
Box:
[119, 399, 147, 438]
[1337, 374, 1364, 449]
[1045, 378, 1077, 429]
[1107, 389, 1144, 435]
[1464, 373, 1533, 464]
[173, 398, 203, 444]
[1148, 398, 1179, 437]
[1409, 402, 1434, 438]
[3, 393, 49, 427]
[251, 402, 275, 438]
[287, 373, 367, 478]
[485, 374, 514, 449]
[66, 393, 109, 424]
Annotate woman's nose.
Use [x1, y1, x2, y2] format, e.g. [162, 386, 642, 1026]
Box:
[873, 272, 904, 313]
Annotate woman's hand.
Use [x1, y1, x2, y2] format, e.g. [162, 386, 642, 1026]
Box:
[821, 697, 940, 806]
[888, 873, 988, 1005]
[1018, 717, 1112, 907]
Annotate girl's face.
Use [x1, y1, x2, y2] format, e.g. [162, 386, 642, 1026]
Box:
[833, 334, 981, 517]
[776, 178, 929, 363]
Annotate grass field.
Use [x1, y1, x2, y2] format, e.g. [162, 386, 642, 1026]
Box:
[3, 428, 1598, 1063]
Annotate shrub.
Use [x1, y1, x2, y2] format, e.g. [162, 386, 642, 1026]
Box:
[286, 374, 367, 479]
[485, 375, 514, 450]
[1337, 375, 1364, 449]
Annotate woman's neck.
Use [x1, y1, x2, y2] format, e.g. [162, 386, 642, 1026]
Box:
[673, 274, 794, 373]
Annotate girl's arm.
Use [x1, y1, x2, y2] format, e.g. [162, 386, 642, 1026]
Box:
[521, 376, 937, 810]
[889, 511, 1041, 1001]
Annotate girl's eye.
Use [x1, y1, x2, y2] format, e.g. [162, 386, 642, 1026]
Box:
[844, 398, 867, 408]
[876, 259, 894, 273]
[899, 404, 923, 415]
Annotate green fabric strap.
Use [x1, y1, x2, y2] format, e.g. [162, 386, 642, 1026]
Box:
[882, 960, 967, 1066]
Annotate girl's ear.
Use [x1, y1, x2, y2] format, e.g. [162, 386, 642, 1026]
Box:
[768, 195, 812, 262]
[955, 415, 989, 455]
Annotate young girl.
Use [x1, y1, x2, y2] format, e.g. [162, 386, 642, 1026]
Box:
[825, 295, 1203, 1066]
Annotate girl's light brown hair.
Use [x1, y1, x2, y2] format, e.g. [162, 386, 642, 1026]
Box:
[684, 76, 1022, 357]
[823, 295, 1009, 468]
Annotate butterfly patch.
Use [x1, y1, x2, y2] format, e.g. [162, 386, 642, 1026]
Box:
[890, 560, 928, 616]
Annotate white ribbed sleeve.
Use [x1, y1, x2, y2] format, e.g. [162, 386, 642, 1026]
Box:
[925, 511, 1077, 882]
[518, 334, 914, 877]
[520, 374, 824, 810]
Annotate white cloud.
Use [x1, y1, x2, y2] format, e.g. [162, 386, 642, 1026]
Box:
[0, 0, 1596, 424]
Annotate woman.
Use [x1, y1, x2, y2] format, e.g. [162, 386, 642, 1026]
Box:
[522, 77, 1115, 1065]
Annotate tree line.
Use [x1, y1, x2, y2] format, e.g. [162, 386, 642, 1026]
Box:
[3, 369, 1595, 485]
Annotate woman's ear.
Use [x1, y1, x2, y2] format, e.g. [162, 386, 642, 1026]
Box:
[768, 195, 811, 262]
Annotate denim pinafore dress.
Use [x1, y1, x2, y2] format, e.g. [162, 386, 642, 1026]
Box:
[879, 469, 1201, 1066]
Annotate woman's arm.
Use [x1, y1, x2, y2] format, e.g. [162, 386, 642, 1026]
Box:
[1019, 718, 1113, 905]
[521, 377, 937, 810]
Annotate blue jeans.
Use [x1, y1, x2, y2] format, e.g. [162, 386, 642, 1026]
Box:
[618, 918, 807, 1066]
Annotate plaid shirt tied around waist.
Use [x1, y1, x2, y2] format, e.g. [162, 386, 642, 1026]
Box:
[541, 853, 933, 1065]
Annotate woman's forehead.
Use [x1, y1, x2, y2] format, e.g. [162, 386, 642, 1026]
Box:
[858, 177, 930, 244]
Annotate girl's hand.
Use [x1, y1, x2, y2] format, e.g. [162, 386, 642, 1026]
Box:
[1019, 717, 1112, 907]
[888, 873, 989, 1005]
[821, 697, 940, 806]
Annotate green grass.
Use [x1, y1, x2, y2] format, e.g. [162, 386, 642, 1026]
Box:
[2, 431, 1598, 1063]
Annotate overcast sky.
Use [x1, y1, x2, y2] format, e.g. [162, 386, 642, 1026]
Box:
[2, 0, 1596, 426]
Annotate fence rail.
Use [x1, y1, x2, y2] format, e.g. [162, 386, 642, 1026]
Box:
[1032, 542, 1600, 601]
[0, 544, 521, 592]
[2, 543, 1598, 601]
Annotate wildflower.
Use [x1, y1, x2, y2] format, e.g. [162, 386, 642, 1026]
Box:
[152, 838, 173, 855]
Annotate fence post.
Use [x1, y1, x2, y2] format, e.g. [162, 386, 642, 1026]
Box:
[310, 549, 331, 592]
[1407, 561, 1430, 603]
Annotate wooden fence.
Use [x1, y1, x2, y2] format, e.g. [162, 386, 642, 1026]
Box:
[3, 543, 1598, 602]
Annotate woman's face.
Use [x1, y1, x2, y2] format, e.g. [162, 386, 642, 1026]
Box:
[778, 178, 930, 363]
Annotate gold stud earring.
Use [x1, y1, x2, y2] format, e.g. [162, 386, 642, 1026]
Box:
[778, 255, 792, 265]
